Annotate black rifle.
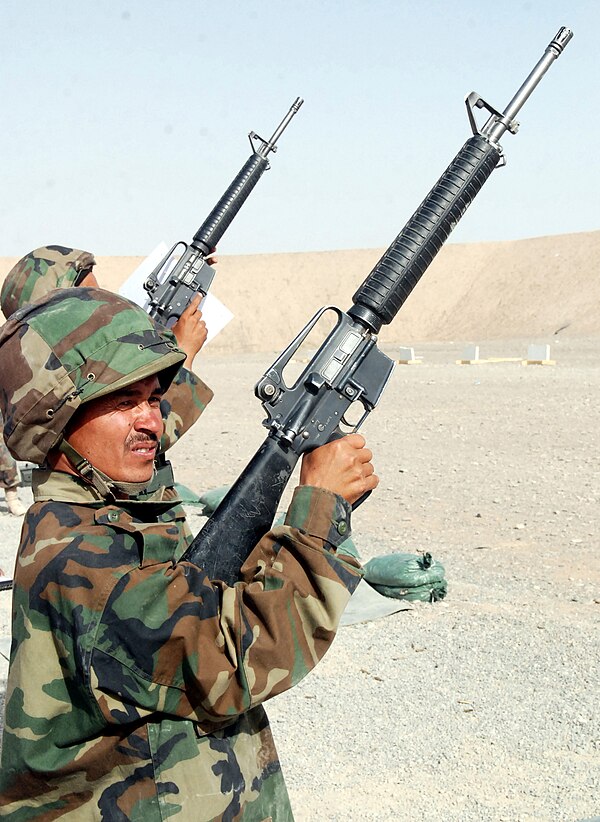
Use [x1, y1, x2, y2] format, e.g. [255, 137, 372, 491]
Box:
[143, 97, 303, 326]
[186, 29, 571, 584]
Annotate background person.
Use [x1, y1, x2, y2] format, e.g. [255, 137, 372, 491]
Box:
[0, 438, 25, 516]
[1, 244, 212, 453]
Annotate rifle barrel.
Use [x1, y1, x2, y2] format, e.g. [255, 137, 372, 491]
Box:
[263, 97, 304, 154]
[485, 27, 573, 145]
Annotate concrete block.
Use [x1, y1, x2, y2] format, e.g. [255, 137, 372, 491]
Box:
[397, 347, 420, 364]
[456, 344, 481, 364]
[523, 343, 555, 366]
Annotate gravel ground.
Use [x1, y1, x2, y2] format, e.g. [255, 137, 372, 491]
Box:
[1, 335, 599, 821]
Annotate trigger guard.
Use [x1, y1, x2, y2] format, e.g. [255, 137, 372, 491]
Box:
[340, 403, 370, 433]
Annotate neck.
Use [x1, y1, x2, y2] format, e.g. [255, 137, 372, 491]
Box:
[47, 450, 77, 476]
[48, 444, 154, 499]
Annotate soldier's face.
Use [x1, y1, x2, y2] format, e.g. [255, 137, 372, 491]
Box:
[65, 376, 164, 482]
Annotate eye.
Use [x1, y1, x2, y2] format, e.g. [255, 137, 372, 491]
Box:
[149, 396, 162, 408]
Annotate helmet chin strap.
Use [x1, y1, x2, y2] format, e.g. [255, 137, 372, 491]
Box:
[58, 439, 155, 498]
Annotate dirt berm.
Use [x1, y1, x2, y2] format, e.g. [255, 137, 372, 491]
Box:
[1, 230, 598, 351]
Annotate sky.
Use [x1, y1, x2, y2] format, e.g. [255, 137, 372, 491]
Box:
[0, 0, 596, 257]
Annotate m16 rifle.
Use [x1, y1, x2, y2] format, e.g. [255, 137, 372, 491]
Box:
[182, 28, 573, 585]
[143, 97, 303, 325]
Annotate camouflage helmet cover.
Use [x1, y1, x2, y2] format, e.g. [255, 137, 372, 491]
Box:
[1, 244, 97, 320]
[0, 287, 185, 463]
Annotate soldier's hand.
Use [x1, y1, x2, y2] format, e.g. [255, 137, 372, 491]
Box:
[171, 294, 208, 368]
[299, 433, 378, 505]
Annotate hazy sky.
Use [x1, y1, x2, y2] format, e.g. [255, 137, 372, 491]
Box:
[1, 1, 596, 256]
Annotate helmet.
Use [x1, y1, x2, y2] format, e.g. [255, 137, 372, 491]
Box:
[0, 287, 185, 464]
[1, 245, 96, 320]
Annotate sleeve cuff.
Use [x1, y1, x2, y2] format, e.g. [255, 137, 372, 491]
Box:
[284, 486, 352, 550]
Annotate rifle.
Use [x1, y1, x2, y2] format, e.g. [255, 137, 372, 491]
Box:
[188, 29, 572, 584]
[143, 97, 304, 326]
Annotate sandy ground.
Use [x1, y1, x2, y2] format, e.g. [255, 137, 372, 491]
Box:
[1, 329, 599, 820]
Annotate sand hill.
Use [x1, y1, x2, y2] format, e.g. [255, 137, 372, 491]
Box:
[1, 229, 599, 353]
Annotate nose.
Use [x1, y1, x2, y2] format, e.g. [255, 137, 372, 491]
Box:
[133, 401, 164, 437]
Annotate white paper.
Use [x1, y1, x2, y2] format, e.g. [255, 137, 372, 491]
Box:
[199, 291, 234, 344]
[119, 242, 234, 345]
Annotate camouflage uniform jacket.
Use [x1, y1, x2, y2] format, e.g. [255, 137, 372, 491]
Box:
[0, 470, 361, 821]
[159, 367, 213, 452]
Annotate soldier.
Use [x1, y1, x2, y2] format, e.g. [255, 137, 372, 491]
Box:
[0, 438, 25, 516]
[1, 244, 212, 453]
[0, 287, 377, 820]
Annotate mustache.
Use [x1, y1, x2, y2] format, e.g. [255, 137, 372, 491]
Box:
[125, 432, 159, 449]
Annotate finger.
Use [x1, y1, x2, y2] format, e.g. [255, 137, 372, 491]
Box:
[356, 447, 373, 464]
[342, 432, 366, 449]
[364, 472, 379, 490]
[180, 294, 202, 317]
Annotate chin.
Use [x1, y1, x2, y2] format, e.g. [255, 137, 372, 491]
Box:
[132, 469, 155, 483]
[116, 461, 155, 484]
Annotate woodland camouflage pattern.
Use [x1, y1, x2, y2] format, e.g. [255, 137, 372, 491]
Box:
[0, 465, 360, 819]
[1, 245, 212, 452]
[0, 245, 97, 319]
[159, 366, 212, 453]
